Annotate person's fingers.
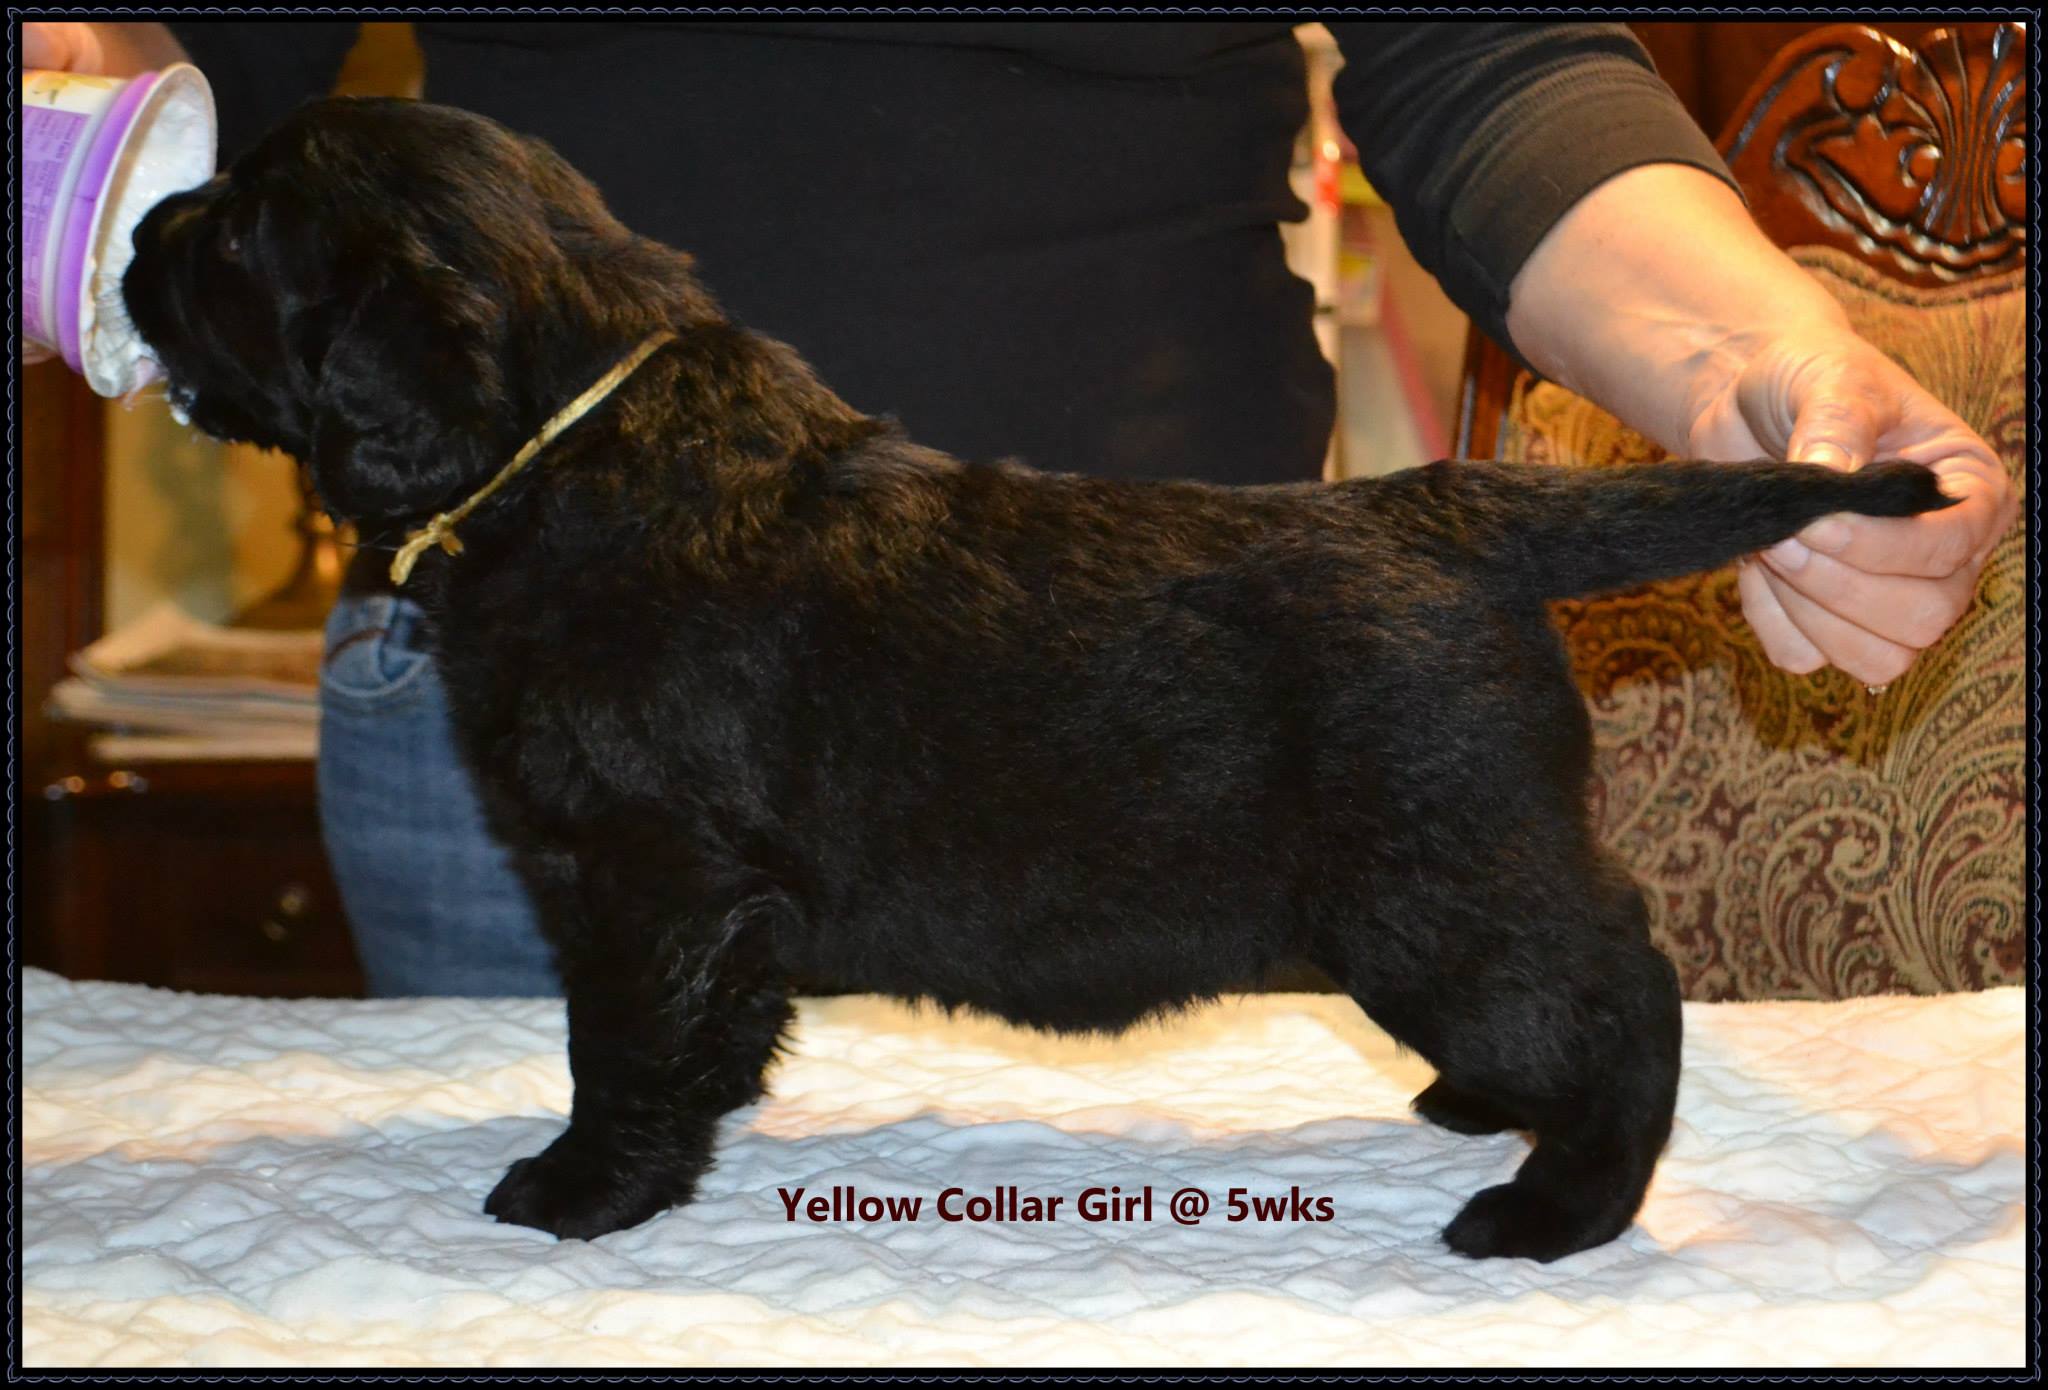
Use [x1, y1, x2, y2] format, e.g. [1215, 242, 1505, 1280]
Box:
[23, 21, 100, 73]
[1688, 324, 2012, 683]
[1785, 389, 1880, 474]
[1757, 540, 1981, 653]
[1736, 558, 1827, 675]
[1755, 565, 1920, 686]
[1790, 469, 2005, 580]
[22, 22, 66, 69]
[1735, 345, 1889, 470]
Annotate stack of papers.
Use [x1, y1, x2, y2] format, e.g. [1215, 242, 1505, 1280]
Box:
[48, 604, 321, 761]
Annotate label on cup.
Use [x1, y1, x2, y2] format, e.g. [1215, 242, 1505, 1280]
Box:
[21, 106, 90, 345]
[21, 70, 128, 354]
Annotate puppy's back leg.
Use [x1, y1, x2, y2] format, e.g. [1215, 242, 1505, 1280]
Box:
[1435, 917, 1680, 1263]
[484, 846, 794, 1240]
[1411, 1076, 1524, 1135]
[1318, 864, 1681, 1263]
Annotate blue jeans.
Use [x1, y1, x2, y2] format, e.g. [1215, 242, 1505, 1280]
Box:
[318, 592, 563, 997]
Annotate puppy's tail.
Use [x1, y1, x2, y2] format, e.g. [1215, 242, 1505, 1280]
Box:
[1387, 458, 1956, 600]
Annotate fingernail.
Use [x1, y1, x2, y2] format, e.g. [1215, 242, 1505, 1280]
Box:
[1801, 518, 1851, 554]
[1765, 538, 1811, 571]
[1799, 444, 1852, 471]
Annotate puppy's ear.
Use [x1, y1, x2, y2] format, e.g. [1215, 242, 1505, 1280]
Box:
[293, 259, 504, 525]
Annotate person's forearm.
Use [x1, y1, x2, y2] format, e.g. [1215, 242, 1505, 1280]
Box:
[1502, 163, 1850, 455]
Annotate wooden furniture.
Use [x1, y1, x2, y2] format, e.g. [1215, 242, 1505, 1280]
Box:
[29, 765, 362, 997]
[17, 363, 103, 798]
[17, 365, 364, 997]
[1458, 23, 2027, 1000]
[1631, 21, 1957, 139]
[1717, 22, 2026, 285]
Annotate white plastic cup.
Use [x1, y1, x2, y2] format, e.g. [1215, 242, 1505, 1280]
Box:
[20, 65, 217, 397]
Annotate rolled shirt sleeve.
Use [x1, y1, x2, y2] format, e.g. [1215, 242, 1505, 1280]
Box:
[165, 20, 363, 163]
[1324, 21, 1739, 365]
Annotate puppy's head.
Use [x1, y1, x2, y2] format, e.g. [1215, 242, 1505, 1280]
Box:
[122, 97, 708, 529]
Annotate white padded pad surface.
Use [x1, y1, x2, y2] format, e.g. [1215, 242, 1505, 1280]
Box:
[21, 970, 2024, 1367]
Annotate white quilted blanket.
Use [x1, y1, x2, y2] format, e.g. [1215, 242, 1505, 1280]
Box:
[20, 969, 2024, 1368]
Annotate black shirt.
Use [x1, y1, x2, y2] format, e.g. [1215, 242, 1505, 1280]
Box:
[168, 20, 1731, 486]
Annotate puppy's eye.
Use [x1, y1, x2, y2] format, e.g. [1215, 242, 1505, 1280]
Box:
[219, 230, 243, 265]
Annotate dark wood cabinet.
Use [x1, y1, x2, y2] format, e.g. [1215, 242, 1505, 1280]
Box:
[28, 762, 362, 998]
[16, 367, 363, 998]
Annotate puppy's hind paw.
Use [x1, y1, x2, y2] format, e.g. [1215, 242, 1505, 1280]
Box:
[485, 1130, 696, 1240]
[1442, 1181, 1629, 1263]
[1411, 1078, 1521, 1136]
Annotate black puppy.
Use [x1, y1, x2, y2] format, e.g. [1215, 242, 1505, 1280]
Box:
[124, 98, 1952, 1262]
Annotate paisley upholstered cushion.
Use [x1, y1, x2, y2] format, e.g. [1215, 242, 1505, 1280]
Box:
[1497, 246, 2025, 1000]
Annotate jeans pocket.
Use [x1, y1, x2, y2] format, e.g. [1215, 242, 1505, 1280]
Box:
[319, 593, 434, 713]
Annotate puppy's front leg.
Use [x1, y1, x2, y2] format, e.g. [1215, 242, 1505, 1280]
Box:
[486, 871, 793, 1240]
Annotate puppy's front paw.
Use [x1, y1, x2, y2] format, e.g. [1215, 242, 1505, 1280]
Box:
[485, 1129, 697, 1240]
[1442, 1181, 1628, 1263]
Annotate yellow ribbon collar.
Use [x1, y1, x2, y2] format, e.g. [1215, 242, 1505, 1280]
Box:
[389, 329, 678, 585]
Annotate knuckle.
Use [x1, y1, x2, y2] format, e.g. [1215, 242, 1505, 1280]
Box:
[1928, 526, 1977, 576]
[1852, 650, 1915, 686]
[1901, 600, 1959, 650]
[1768, 638, 1827, 676]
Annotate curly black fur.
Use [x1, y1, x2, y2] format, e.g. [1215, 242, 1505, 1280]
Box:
[123, 97, 1955, 1261]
